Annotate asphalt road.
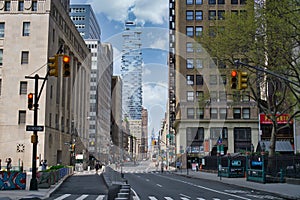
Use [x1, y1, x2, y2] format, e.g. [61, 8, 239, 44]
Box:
[125, 172, 285, 200]
[45, 172, 108, 200]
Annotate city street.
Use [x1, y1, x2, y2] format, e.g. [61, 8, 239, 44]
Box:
[45, 171, 107, 200]
[116, 160, 287, 200]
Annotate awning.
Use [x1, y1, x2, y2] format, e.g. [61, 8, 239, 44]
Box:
[258, 141, 294, 152]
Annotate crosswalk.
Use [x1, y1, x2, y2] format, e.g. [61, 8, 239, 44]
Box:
[50, 194, 106, 200]
[141, 196, 237, 200]
[147, 197, 235, 200]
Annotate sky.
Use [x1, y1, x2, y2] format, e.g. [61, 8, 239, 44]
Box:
[70, 0, 169, 138]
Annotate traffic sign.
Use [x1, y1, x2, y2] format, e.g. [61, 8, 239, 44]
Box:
[26, 125, 44, 132]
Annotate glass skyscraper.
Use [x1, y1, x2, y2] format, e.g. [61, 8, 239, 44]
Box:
[121, 8, 143, 120]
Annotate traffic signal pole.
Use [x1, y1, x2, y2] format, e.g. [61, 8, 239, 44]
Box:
[25, 74, 47, 190]
[234, 60, 300, 88]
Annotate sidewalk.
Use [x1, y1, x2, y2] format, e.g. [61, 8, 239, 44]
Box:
[0, 171, 68, 200]
[173, 169, 300, 200]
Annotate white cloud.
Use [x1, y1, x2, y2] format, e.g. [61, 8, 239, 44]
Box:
[86, 0, 168, 25]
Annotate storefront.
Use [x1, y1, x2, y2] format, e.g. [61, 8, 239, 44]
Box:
[259, 114, 294, 149]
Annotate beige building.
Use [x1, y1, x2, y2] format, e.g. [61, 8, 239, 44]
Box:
[111, 75, 123, 160]
[169, 0, 259, 164]
[0, 0, 90, 170]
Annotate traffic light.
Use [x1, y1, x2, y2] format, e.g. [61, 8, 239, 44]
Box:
[230, 70, 238, 89]
[238, 71, 248, 89]
[28, 93, 34, 110]
[62, 55, 70, 77]
[48, 55, 58, 77]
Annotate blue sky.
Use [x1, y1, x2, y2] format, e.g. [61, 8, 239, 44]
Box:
[70, 0, 169, 137]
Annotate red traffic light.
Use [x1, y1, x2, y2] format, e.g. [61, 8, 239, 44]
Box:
[63, 55, 70, 63]
[231, 70, 238, 77]
[28, 93, 34, 110]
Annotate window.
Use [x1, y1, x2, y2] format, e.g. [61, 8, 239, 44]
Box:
[218, 10, 225, 20]
[186, 75, 194, 85]
[234, 128, 251, 152]
[218, 0, 225, 4]
[0, 49, 3, 66]
[220, 75, 227, 85]
[23, 22, 30, 36]
[195, 59, 203, 68]
[210, 91, 217, 102]
[187, 127, 204, 143]
[242, 108, 250, 119]
[196, 91, 204, 99]
[232, 10, 239, 16]
[219, 108, 227, 119]
[233, 91, 241, 102]
[186, 43, 193, 52]
[18, 1, 24, 11]
[231, 0, 238, 4]
[209, 10, 216, 20]
[210, 108, 218, 119]
[186, 26, 194, 37]
[0, 23, 5, 38]
[32, 1, 37, 11]
[209, 0, 216, 4]
[240, 0, 246, 5]
[195, 26, 203, 37]
[21, 51, 29, 64]
[4, 1, 11, 11]
[186, 0, 194, 4]
[209, 75, 217, 85]
[186, 11, 194, 20]
[196, 108, 204, 119]
[195, 11, 203, 20]
[211, 127, 228, 139]
[18, 110, 26, 124]
[187, 108, 194, 119]
[19, 81, 27, 95]
[219, 91, 226, 101]
[187, 91, 194, 102]
[233, 108, 241, 119]
[196, 75, 203, 85]
[242, 91, 250, 101]
[195, 0, 202, 4]
[186, 58, 194, 69]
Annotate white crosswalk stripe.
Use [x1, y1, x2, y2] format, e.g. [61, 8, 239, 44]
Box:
[149, 196, 159, 200]
[76, 194, 89, 200]
[53, 194, 106, 200]
[54, 194, 71, 200]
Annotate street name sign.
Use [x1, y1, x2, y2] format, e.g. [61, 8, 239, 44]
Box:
[26, 125, 44, 132]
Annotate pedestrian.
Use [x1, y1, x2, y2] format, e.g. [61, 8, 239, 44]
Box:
[6, 158, 12, 172]
[42, 160, 47, 171]
[0, 159, 2, 171]
[95, 162, 100, 174]
[161, 162, 164, 173]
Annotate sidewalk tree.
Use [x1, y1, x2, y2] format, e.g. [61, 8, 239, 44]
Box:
[198, 0, 300, 165]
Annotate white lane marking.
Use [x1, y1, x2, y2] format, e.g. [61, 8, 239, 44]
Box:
[54, 194, 71, 200]
[95, 195, 106, 200]
[197, 198, 206, 200]
[180, 193, 191, 198]
[164, 197, 174, 200]
[155, 174, 252, 200]
[181, 198, 190, 200]
[131, 187, 141, 200]
[156, 184, 162, 187]
[146, 178, 150, 181]
[76, 194, 88, 200]
[149, 196, 158, 200]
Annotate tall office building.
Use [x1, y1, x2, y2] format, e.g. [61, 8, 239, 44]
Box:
[70, 4, 113, 162]
[169, 0, 260, 163]
[0, 0, 90, 169]
[121, 8, 143, 120]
